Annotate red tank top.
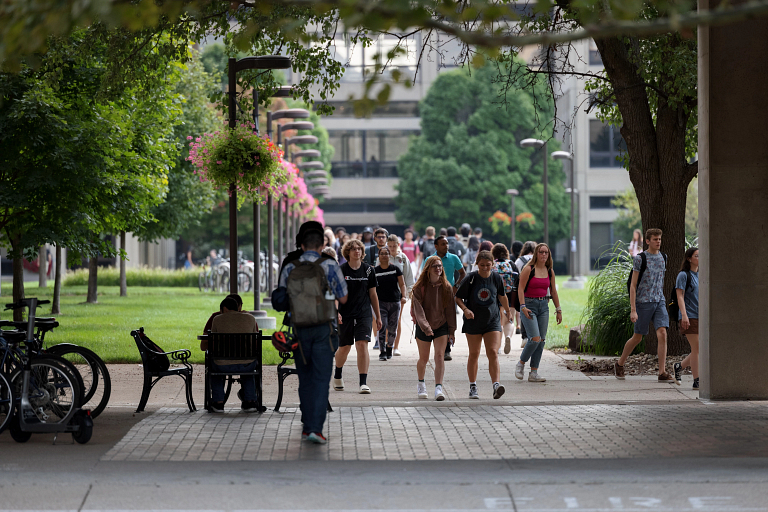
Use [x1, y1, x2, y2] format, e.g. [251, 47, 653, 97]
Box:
[526, 275, 550, 297]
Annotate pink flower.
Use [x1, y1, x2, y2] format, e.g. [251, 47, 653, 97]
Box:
[187, 136, 193, 140]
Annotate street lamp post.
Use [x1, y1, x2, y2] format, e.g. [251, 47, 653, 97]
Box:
[520, 138, 549, 245]
[227, 56, 291, 295]
[552, 151, 578, 281]
[506, 189, 519, 247]
[279, 122, 314, 259]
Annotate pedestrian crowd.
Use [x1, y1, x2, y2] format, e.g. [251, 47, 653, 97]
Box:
[202, 222, 700, 446]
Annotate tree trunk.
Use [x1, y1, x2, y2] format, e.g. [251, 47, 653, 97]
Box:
[38, 246, 47, 288]
[52, 245, 62, 315]
[11, 238, 25, 322]
[120, 231, 127, 297]
[87, 256, 98, 304]
[595, 36, 697, 356]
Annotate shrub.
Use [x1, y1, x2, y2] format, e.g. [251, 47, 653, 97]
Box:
[580, 242, 639, 356]
[63, 266, 199, 288]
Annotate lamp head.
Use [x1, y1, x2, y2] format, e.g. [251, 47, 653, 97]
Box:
[271, 108, 310, 120]
[551, 151, 573, 160]
[299, 161, 325, 170]
[506, 188, 519, 196]
[292, 149, 321, 159]
[280, 121, 314, 131]
[304, 169, 327, 179]
[286, 135, 319, 145]
[519, 138, 545, 149]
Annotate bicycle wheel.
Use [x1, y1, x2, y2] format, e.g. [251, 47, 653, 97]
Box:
[237, 271, 252, 293]
[47, 345, 111, 419]
[42, 353, 86, 408]
[0, 371, 14, 434]
[10, 357, 81, 425]
[218, 271, 230, 293]
[198, 271, 206, 292]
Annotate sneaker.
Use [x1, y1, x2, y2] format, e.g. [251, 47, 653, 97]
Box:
[209, 401, 225, 413]
[521, 337, 528, 348]
[373, 343, 379, 350]
[333, 377, 344, 391]
[359, 384, 371, 394]
[241, 400, 259, 412]
[658, 372, 675, 383]
[393, 349, 402, 356]
[515, 327, 521, 335]
[302, 431, 310, 441]
[386, 346, 393, 359]
[444, 352, 453, 361]
[692, 377, 700, 390]
[493, 383, 506, 399]
[435, 385, 446, 401]
[417, 382, 428, 399]
[515, 361, 525, 380]
[528, 371, 546, 382]
[673, 362, 683, 385]
[469, 384, 479, 399]
[614, 361, 625, 380]
[379, 353, 387, 361]
[307, 432, 327, 444]
[504, 336, 511, 354]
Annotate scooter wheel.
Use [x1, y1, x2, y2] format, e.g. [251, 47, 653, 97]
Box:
[10, 415, 32, 443]
[72, 411, 93, 445]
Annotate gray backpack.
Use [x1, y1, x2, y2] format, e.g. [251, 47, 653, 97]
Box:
[286, 258, 336, 327]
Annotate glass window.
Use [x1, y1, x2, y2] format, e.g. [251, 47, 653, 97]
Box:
[435, 34, 465, 70]
[589, 196, 616, 209]
[321, 101, 419, 118]
[589, 40, 603, 66]
[321, 199, 395, 213]
[328, 129, 418, 178]
[589, 120, 626, 168]
[590, 222, 615, 269]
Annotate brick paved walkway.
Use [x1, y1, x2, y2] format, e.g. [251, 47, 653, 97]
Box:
[102, 402, 768, 462]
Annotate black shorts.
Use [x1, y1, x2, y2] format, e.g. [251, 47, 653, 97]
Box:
[415, 322, 450, 342]
[339, 316, 373, 346]
[462, 321, 502, 335]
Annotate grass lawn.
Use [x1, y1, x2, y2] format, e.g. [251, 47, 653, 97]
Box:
[543, 283, 589, 349]
[0, 283, 285, 365]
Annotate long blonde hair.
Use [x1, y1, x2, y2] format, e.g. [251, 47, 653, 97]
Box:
[527, 243, 553, 270]
[412, 255, 453, 304]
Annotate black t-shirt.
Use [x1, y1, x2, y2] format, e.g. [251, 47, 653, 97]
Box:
[456, 271, 505, 328]
[374, 265, 403, 303]
[338, 262, 378, 319]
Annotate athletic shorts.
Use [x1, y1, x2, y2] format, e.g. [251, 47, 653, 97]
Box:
[462, 320, 502, 335]
[634, 301, 669, 335]
[681, 318, 699, 335]
[415, 322, 450, 342]
[339, 316, 373, 346]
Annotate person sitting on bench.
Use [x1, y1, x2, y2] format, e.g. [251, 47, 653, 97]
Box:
[208, 296, 260, 413]
[202, 293, 243, 343]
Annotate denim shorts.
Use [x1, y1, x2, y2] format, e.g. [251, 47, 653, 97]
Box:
[634, 301, 669, 335]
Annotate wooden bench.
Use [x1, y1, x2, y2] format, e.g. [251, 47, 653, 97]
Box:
[203, 332, 266, 413]
[131, 327, 196, 413]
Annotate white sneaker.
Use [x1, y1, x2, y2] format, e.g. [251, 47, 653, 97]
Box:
[528, 371, 546, 382]
[393, 349, 402, 356]
[417, 382, 428, 399]
[359, 384, 371, 394]
[504, 336, 511, 354]
[333, 377, 344, 391]
[493, 382, 506, 399]
[521, 337, 528, 348]
[515, 362, 525, 380]
[435, 384, 446, 401]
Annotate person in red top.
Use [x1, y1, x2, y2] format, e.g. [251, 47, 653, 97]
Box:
[515, 243, 562, 383]
[401, 229, 419, 275]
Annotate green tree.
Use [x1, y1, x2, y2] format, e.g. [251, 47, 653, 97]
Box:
[395, 63, 568, 246]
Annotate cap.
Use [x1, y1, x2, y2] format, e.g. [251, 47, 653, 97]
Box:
[296, 221, 325, 247]
[362, 226, 373, 234]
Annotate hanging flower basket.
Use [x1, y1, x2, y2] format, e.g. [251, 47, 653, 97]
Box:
[187, 123, 285, 206]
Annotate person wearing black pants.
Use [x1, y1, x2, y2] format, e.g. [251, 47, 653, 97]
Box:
[374, 247, 407, 361]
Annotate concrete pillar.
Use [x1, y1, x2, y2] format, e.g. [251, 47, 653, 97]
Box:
[699, 0, 768, 399]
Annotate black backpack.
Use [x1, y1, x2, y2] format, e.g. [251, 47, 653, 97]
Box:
[627, 252, 667, 295]
[668, 270, 692, 323]
[421, 238, 436, 259]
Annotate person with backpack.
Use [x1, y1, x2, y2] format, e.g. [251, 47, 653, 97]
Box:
[446, 226, 466, 264]
[673, 247, 700, 389]
[455, 250, 510, 399]
[419, 226, 437, 268]
[515, 243, 562, 383]
[374, 246, 407, 361]
[278, 224, 348, 444]
[464, 235, 481, 272]
[387, 234, 415, 356]
[412, 255, 457, 400]
[514, 241, 537, 347]
[334, 238, 382, 394]
[491, 243, 518, 355]
[510, 241, 524, 335]
[614, 228, 675, 383]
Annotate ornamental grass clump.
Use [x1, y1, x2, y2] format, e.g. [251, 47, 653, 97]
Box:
[187, 123, 285, 206]
[580, 242, 639, 356]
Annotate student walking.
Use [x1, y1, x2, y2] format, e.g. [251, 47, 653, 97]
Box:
[629, 229, 644, 257]
[515, 243, 563, 383]
[673, 247, 700, 389]
[335, 239, 382, 394]
[491, 243, 518, 354]
[386, 235, 415, 356]
[375, 247, 407, 361]
[412, 255, 457, 400]
[510, 241, 523, 335]
[455, 250, 510, 399]
[515, 241, 537, 347]
[614, 228, 675, 382]
[401, 229, 420, 277]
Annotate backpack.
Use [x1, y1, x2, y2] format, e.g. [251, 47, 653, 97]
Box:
[139, 332, 170, 372]
[464, 247, 478, 266]
[668, 270, 692, 323]
[627, 252, 667, 295]
[512, 266, 552, 312]
[421, 238, 436, 259]
[447, 238, 464, 259]
[513, 255, 532, 292]
[495, 260, 518, 294]
[286, 258, 337, 327]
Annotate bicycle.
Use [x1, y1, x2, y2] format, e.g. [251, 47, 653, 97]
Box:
[1, 298, 93, 444]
